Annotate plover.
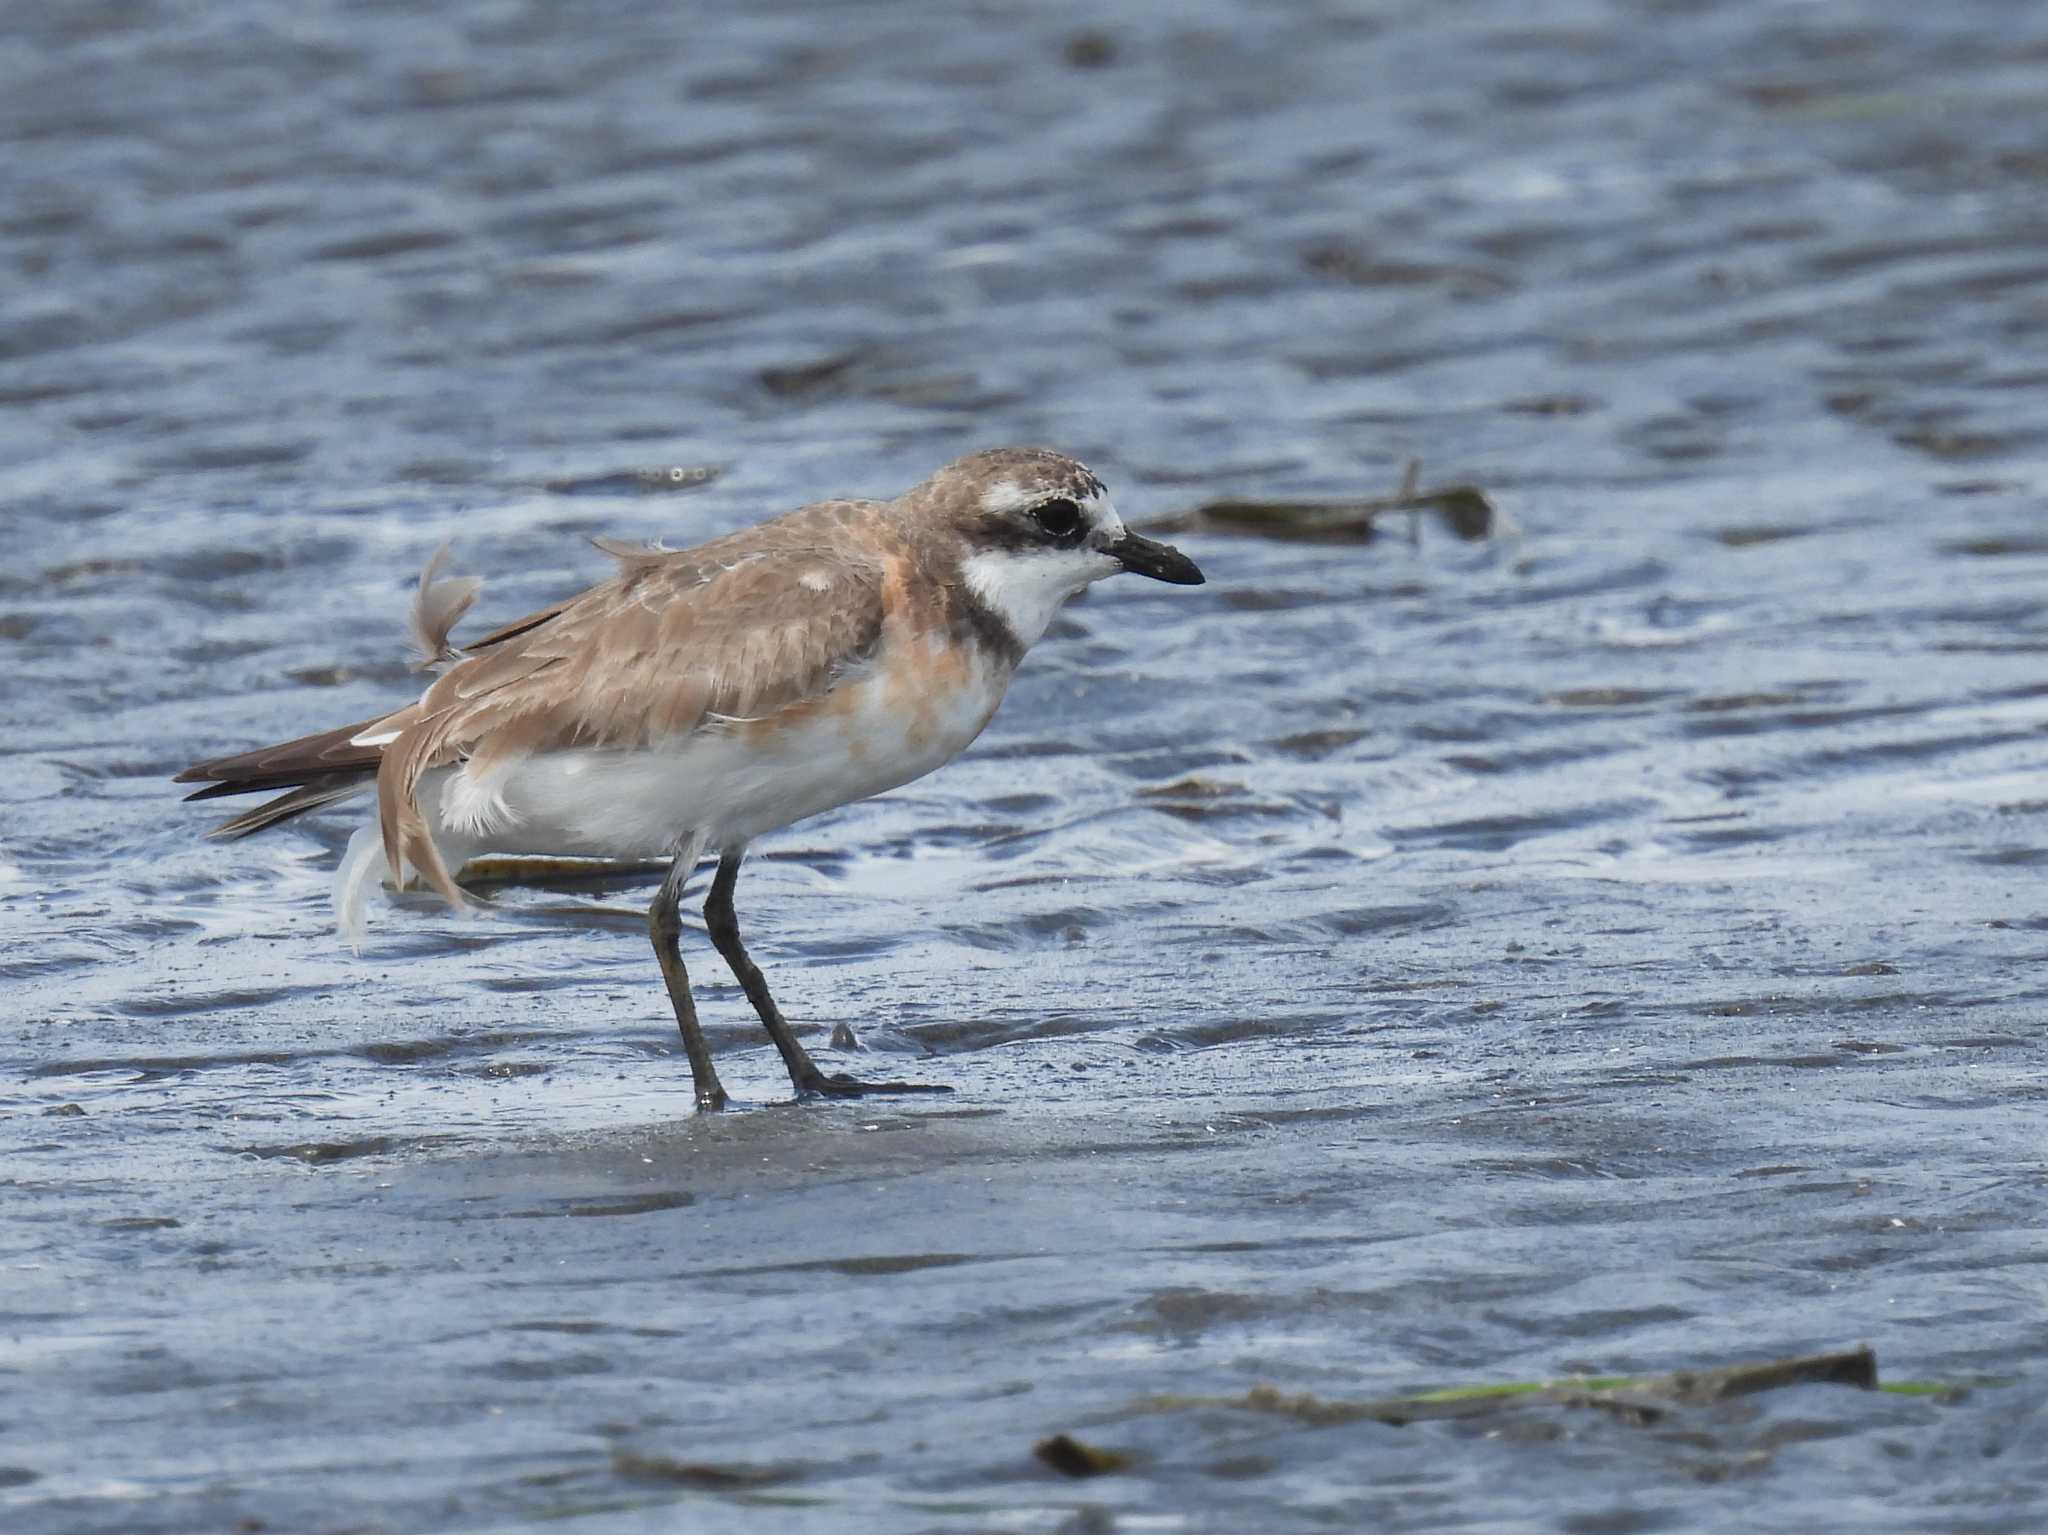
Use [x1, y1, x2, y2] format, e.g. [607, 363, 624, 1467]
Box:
[176, 448, 1205, 1110]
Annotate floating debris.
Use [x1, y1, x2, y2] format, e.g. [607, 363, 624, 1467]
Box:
[759, 352, 865, 398]
[1301, 244, 1514, 298]
[612, 1452, 791, 1490]
[542, 465, 721, 496]
[1034, 1433, 1132, 1478]
[1063, 30, 1118, 69]
[1111, 1347, 1927, 1434]
[1145, 460, 1495, 544]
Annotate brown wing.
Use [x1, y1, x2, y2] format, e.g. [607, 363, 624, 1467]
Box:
[460, 536, 658, 652]
[433, 520, 890, 754]
[373, 502, 893, 903]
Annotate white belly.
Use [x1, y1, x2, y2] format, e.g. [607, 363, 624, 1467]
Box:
[426, 651, 1009, 863]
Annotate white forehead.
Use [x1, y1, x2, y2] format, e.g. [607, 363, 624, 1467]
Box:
[977, 478, 1125, 536]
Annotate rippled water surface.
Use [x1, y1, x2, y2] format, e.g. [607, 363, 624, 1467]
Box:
[6, 1, 2048, 1529]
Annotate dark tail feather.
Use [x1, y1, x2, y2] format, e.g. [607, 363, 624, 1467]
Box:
[203, 776, 376, 840]
[177, 714, 388, 838]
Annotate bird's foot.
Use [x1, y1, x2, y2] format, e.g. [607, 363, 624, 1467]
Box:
[694, 1084, 730, 1112]
[794, 1070, 951, 1100]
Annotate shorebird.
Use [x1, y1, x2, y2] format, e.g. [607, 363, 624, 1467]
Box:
[176, 448, 1205, 1109]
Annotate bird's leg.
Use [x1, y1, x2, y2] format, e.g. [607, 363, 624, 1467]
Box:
[704, 850, 950, 1100]
[649, 845, 727, 1111]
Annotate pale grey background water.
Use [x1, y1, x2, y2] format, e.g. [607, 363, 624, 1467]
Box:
[4, 0, 2047, 1529]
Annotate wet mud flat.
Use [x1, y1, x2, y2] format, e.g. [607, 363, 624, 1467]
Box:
[7, 0, 2048, 1528]
[9, 1014, 2041, 1533]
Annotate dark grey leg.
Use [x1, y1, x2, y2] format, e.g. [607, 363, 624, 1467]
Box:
[703, 850, 950, 1100]
[649, 846, 727, 1111]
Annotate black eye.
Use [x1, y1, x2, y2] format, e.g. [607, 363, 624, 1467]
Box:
[1032, 498, 1084, 543]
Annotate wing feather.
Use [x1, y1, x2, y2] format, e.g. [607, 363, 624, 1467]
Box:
[371, 501, 892, 885]
[175, 714, 389, 798]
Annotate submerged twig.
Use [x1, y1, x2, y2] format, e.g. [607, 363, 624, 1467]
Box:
[1090, 1347, 1929, 1438]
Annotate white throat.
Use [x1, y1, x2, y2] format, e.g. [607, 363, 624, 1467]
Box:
[961, 545, 1118, 651]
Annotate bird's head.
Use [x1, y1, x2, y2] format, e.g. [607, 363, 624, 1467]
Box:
[916, 447, 1203, 651]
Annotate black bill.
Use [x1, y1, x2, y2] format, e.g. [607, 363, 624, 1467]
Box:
[1106, 531, 1205, 585]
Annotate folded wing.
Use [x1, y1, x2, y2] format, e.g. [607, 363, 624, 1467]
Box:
[177, 502, 895, 908]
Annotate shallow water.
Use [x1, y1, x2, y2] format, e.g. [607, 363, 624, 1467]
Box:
[5, 0, 2048, 1529]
